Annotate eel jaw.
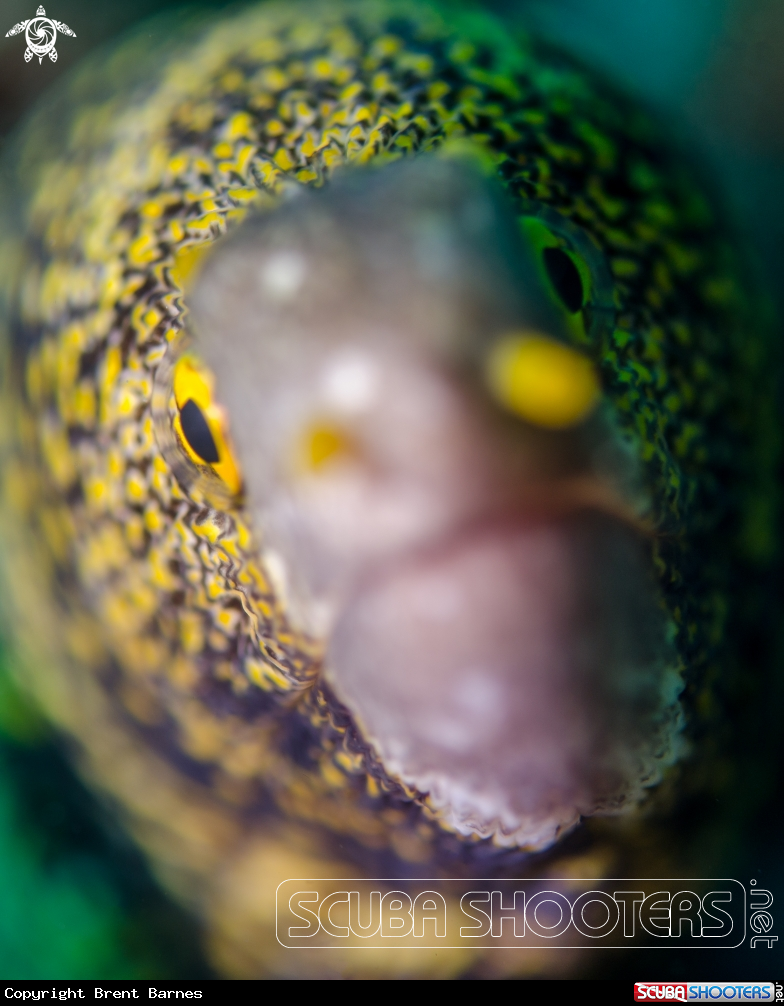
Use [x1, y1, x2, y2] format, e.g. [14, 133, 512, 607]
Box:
[326, 509, 680, 851]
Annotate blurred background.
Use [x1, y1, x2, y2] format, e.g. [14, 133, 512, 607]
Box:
[0, 0, 781, 980]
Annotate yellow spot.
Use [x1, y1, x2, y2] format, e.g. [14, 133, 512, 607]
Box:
[40, 420, 76, 489]
[168, 219, 185, 243]
[235, 143, 256, 174]
[245, 561, 269, 594]
[322, 146, 343, 169]
[321, 759, 346, 788]
[107, 446, 124, 480]
[260, 67, 288, 92]
[170, 242, 211, 291]
[185, 188, 215, 204]
[245, 657, 291, 692]
[427, 80, 450, 101]
[127, 231, 159, 267]
[143, 502, 164, 534]
[149, 546, 179, 591]
[73, 381, 97, 429]
[215, 608, 239, 633]
[204, 572, 225, 601]
[125, 468, 148, 504]
[485, 333, 600, 429]
[186, 212, 224, 238]
[125, 513, 146, 552]
[371, 71, 393, 93]
[373, 35, 402, 57]
[145, 343, 167, 367]
[252, 159, 280, 187]
[192, 512, 225, 544]
[192, 155, 212, 175]
[143, 303, 161, 327]
[612, 257, 639, 278]
[298, 423, 353, 471]
[84, 475, 108, 512]
[179, 611, 205, 656]
[140, 200, 164, 219]
[213, 141, 233, 159]
[130, 302, 162, 342]
[249, 92, 274, 111]
[312, 58, 335, 79]
[220, 70, 244, 93]
[228, 187, 258, 203]
[399, 52, 434, 77]
[226, 112, 254, 141]
[235, 517, 253, 552]
[301, 131, 320, 158]
[273, 148, 295, 171]
[167, 153, 189, 177]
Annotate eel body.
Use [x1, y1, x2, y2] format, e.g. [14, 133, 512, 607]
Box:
[0, 0, 776, 978]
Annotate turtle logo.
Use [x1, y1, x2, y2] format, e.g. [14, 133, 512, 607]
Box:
[5, 5, 76, 63]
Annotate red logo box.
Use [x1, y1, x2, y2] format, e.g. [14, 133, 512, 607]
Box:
[635, 984, 688, 1002]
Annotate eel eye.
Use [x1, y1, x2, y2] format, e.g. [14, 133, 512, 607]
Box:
[154, 348, 243, 500]
[179, 399, 220, 464]
[542, 246, 584, 314]
[519, 206, 614, 345]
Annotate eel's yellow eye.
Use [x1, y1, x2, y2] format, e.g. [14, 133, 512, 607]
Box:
[172, 354, 242, 495]
[485, 332, 600, 429]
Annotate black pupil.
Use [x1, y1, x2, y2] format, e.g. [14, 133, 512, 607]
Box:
[180, 398, 220, 464]
[543, 246, 584, 314]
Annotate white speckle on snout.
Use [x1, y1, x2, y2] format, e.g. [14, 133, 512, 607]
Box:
[410, 573, 465, 623]
[424, 669, 507, 753]
[321, 352, 379, 414]
[259, 250, 307, 300]
[452, 669, 505, 718]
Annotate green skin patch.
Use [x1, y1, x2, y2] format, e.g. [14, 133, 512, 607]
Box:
[0, 0, 777, 979]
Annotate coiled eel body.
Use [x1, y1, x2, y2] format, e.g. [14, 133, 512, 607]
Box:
[0, 0, 777, 979]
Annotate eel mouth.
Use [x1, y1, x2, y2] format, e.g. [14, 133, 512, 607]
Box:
[326, 508, 678, 850]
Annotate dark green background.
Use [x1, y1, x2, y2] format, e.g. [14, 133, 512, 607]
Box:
[0, 0, 781, 980]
